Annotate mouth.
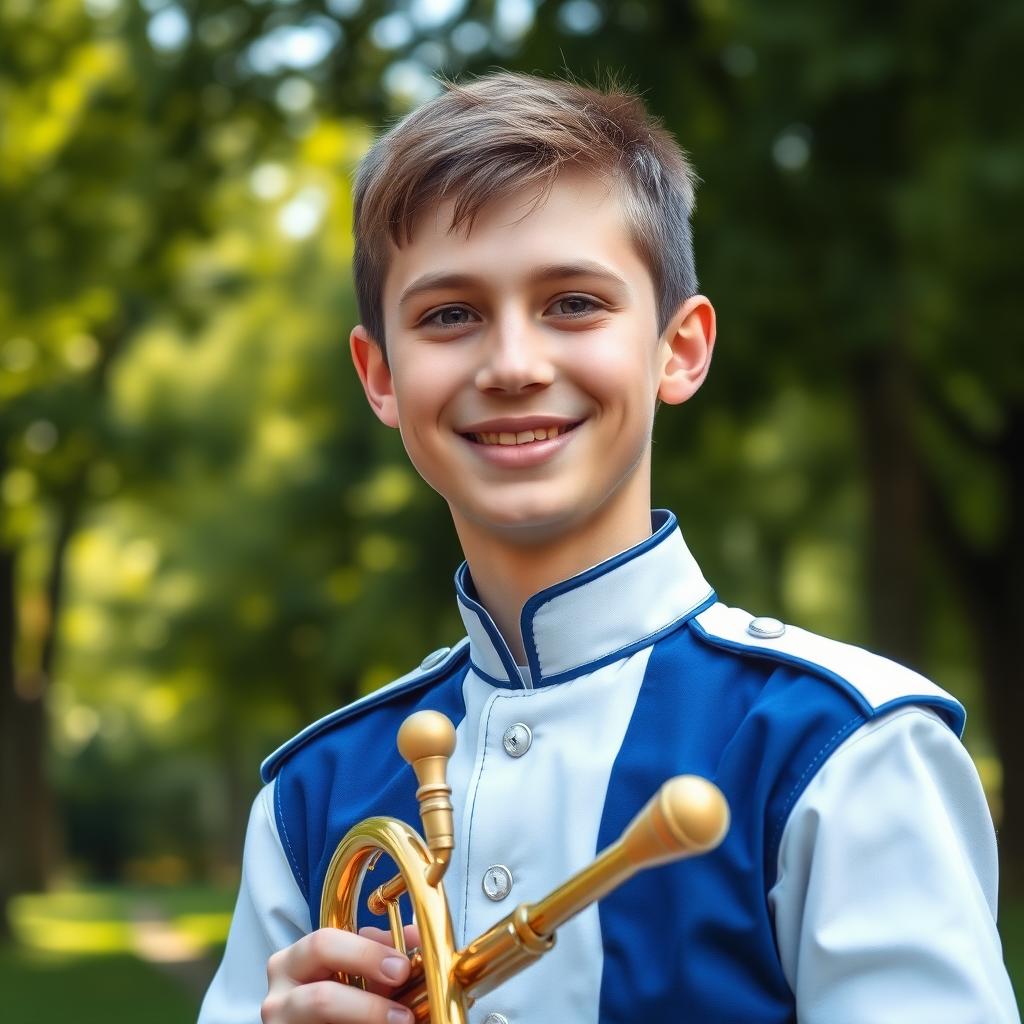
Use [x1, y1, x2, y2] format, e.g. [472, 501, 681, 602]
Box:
[461, 421, 584, 446]
[462, 417, 585, 446]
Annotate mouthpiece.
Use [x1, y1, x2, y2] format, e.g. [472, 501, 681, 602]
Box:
[397, 711, 457, 765]
[397, 711, 457, 885]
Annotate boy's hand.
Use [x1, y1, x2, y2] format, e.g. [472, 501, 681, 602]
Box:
[262, 925, 419, 1024]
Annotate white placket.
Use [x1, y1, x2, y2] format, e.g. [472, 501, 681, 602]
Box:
[444, 650, 654, 1024]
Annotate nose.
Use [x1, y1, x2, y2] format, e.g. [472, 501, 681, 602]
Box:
[474, 314, 555, 395]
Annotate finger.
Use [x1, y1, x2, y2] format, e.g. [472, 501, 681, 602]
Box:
[268, 928, 412, 989]
[358, 924, 421, 949]
[263, 979, 413, 1024]
[356, 926, 421, 997]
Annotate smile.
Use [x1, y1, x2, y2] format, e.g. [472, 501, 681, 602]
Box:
[468, 423, 579, 446]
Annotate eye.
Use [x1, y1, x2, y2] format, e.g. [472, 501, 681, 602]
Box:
[547, 295, 602, 318]
[421, 305, 479, 329]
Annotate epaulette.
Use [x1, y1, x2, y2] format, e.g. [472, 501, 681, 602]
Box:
[260, 638, 470, 782]
[690, 603, 966, 737]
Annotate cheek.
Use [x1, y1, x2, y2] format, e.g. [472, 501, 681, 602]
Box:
[392, 357, 462, 451]
[575, 337, 659, 415]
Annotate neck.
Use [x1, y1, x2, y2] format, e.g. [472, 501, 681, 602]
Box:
[451, 486, 654, 664]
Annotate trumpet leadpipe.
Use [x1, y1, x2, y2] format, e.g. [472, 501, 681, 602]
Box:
[452, 774, 728, 999]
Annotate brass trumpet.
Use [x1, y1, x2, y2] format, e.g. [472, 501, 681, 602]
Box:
[320, 711, 729, 1024]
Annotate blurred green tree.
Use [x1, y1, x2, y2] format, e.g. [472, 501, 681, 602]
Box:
[1, 0, 1021, 942]
[0, 0, 304, 926]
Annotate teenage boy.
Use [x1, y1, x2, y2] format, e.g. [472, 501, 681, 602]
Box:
[199, 73, 1018, 1024]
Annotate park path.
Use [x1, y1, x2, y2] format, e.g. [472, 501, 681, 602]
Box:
[129, 899, 219, 1001]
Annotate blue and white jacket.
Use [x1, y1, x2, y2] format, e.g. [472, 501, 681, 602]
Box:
[200, 511, 1018, 1024]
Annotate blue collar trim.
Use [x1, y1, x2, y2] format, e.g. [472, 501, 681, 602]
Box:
[455, 510, 715, 689]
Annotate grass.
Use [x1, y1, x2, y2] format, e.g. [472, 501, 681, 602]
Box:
[0, 946, 198, 1024]
[2, 883, 235, 1023]
[9, 884, 235, 955]
[2, 883, 1023, 1019]
[1001, 900, 1024, 1004]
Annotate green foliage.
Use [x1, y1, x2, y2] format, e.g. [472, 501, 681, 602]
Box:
[1, 0, 1020, 886]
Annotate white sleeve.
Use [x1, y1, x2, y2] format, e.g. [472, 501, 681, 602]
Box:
[198, 781, 312, 1024]
[769, 706, 1019, 1024]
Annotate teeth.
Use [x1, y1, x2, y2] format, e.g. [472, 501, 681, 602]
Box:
[473, 425, 573, 446]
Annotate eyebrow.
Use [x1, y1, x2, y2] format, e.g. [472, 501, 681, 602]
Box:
[397, 260, 628, 308]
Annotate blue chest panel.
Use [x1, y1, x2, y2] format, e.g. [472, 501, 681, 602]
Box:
[596, 626, 867, 1024]
[273, 661, 471, 929]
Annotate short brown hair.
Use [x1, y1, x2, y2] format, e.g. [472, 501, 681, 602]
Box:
[352, 72, 699, 348]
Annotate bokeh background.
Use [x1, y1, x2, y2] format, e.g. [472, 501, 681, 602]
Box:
[2, 0, 1022, 1018]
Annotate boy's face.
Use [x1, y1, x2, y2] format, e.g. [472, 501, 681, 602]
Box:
[352, 170, 714, 546]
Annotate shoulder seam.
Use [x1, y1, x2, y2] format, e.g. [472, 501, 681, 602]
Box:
[688, 609, 965, 737]
[273, 774, 306, 894]
[768, 705, 973, 898]
[767, 713, 864, 875]
[260, 639, 470, 783]
[688, 616, 872, 718]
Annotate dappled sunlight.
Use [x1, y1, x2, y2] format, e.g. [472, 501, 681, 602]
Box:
[139, 684, 184, 727]
[0, 38, 126, 184]
[17, 916, 134, 955]
[357, 532, 404, 572]
[12, 890, 133, 955]
[783, 541, 860, 635]
[9, 887, 231, 959]
[175, 912, 235, 948]
[132, 917, 205, 963]
[349, 464, 418, 516]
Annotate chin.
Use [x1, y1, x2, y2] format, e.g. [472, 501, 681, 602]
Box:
[461, 493, 584, 543]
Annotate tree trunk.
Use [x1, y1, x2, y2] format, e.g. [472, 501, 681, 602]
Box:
[0, 543, 18, 940]
[945, 410, 1024, 897]
[0, 580, 58, 901]
[7, 673, 52, 893]
[0, 483, 83, 938]
[852, 350, 926, 668]
[975, 590, 1024, 899]
[919, 403, 1024, 897]
[0, 536, 53, 918]
[993, 411, 1024, 894]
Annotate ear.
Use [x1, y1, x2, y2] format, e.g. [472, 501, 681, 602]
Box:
[350, 324, 399, 428]
[657, 295, 716, 406]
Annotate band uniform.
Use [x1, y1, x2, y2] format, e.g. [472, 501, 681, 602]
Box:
[199, 510, 1017, 1024]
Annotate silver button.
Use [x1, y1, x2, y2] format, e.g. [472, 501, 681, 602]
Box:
[419, 646, 451, 670]
[482, 1015, 509, 1024]
[747, 616, 786, 639]
[502, 723, 532, 758]
[482, 864, 513, 901]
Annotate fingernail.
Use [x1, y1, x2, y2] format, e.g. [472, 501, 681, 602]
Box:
[381, 956, 408, 982]
[387, 1009, 412, 1024]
